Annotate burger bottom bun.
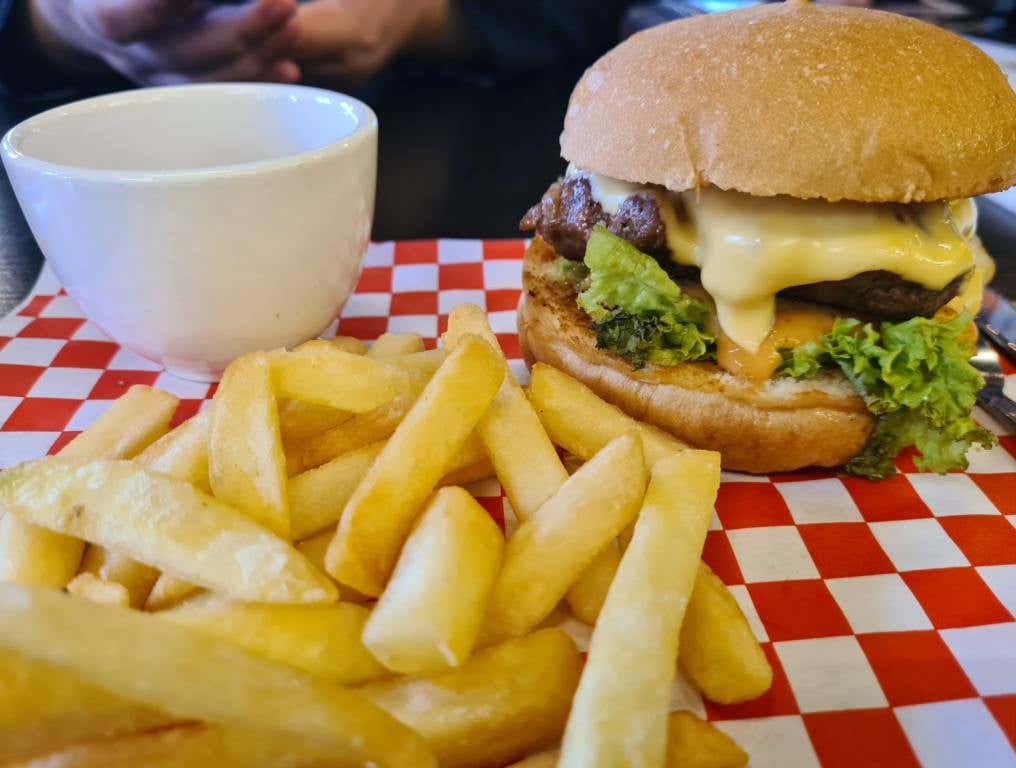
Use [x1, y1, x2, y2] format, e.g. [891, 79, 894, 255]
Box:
[518, 237, 876, 474]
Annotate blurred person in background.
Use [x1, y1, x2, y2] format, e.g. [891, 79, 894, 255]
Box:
[0, 0, 633, 96]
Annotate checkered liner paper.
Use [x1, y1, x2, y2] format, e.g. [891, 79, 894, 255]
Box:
[0, 238, 1014, 768]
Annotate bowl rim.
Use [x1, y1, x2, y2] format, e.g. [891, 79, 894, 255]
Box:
[0, 82, 378, 183]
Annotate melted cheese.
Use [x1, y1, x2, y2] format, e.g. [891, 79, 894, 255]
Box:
[565, 163, 643, 215]
[717, 301, 837, 383]
[573, 167, 977, 354]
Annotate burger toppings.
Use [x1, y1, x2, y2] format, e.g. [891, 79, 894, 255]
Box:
[554, 227, 993, 478]
[574, 227, 713, 368]
[780, 314, 995, 478]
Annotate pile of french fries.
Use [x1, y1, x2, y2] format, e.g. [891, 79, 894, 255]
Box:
[0, 304, 773, 768]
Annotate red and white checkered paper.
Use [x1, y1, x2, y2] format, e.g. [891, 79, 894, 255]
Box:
[1, 239, 1015, 767]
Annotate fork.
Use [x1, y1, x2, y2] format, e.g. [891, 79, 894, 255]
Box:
[971, 335, 1016, 429]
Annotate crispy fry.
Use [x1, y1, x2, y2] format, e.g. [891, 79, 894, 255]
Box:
[565, 540, 621, 625]
[278, 401, 351, 442]
[361, 629, 581, 768]
[325, 336, 504, 597]
[289, 441, 385, 541]
[0, 459, 336, 604]
[0, 385, 178, 588]
[159, 593, 386, 683]
[209, 352, 290, 538]
[368, 333, 425, 358]
[330, 336, 369, 355]
[135, 408, 212, 492]
[482, 435, 647, 642]
[506, 712, 748, 768]
[0, 648, 175, 760]
[79, 545, 159, 608]
[666, 710, 748, 768]
[560, 450, 720, 768]
[444, 305, 568, 520]
[272, 340, 397, 412]
[65, 572, 131, 608]
[297, 366, 431, 471]
[680, 563, 773, 704]
[363, 487, 503, 674]
[144, 575, 202, 612]
[295, 530, 370, 604]
[0, 584, 434, 767]
[527, 363, 686, 465]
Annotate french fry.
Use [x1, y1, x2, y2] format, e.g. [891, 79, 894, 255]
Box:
[0, 584, 435, 768]
[559, 450, 721, 768]
[295, 530, 370, 604]
[135, 408, 212, 492]
[680, 563, 773, 704]
[331, 335, 369, 355]
[666, 710, 748, 768]
[363, 487, 503, 674]
[482, 434, 647, 643]
[145, 574, 202, 612]
[289, 441, 385, 540]
[527, 363, 687, 465]
[290, 435, 492, 542]
[507, 712, 748, 768]
[8, 724, 355, 768]
[65, 572, 131, 608]
[272, 340, 397, 412]
[209, 352, 289, 538]
[79, 545, 159, 608]
[0, 385, 178, 588]
[361, 629, 581, 768]
[325, 335, 504, 597]
[0, 459, 336, 604]
[368, 332, 425, 358]
[159, 593, 387, 683]
[297, 365, 432, 471]
[565, 540, 621, 625]
[278, 400, 351, 442]
[0, 648, 175, 760]
[444, 304, 569, 520]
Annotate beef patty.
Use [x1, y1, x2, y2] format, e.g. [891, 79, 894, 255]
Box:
[520, 177, 965, 320]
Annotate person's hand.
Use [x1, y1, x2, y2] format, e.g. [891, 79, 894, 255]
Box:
[28, 0, 301, 86]
[290, 0, 451, 86]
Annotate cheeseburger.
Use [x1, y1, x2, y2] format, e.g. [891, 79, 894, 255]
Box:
[518, 0, 1016, 477]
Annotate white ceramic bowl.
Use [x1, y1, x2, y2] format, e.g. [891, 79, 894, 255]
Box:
[1, 84, 377, 381]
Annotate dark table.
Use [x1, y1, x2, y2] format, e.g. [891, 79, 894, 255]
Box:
[2, 72, 1015, 317]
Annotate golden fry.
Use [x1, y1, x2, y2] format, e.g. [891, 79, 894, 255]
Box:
[0, 648, 175, 761]
[666, 710, 748, 768]
[65, 572, 130, 608]
[325, 336, 504, 597]
[482, 434, 647, 642]
[363, 487, 503, 674]
[361, 629, 580, 768]
[0, 385, 178, 588]
[209, 352, 289, 538]
[272, 340, 396, 412]
[277, 400, 351, 442]
[79, 545, 159, 608]
[0, 459, 335, 604]
[527, 363, 686, 465]
[330, 336, 369, 355]
[135, 408, 212, 492]
[565, 540, 621, 625]
[0, 584, 434, 767]
[559, 450, 720, 768]
[368, 333, 425, 358]
[159, 593, 386, 683]
[680, 563, 773, 704]
[144, 574, 201, 612]
[444, 304, 568, 520]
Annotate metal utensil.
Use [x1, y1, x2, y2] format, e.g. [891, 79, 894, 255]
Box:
[975, 287, 1016, 363]
[971, 335, 1016, 429]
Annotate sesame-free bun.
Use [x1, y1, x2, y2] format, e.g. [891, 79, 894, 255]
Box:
[519, 238, 875, 473]
[560, 1, 1016, 203]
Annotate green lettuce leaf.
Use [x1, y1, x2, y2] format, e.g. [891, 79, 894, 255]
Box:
[781, 313, 995, 478]
[576, 227, 714, 368]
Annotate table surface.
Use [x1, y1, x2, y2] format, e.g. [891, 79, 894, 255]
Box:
[2, 70, 1016, 318]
